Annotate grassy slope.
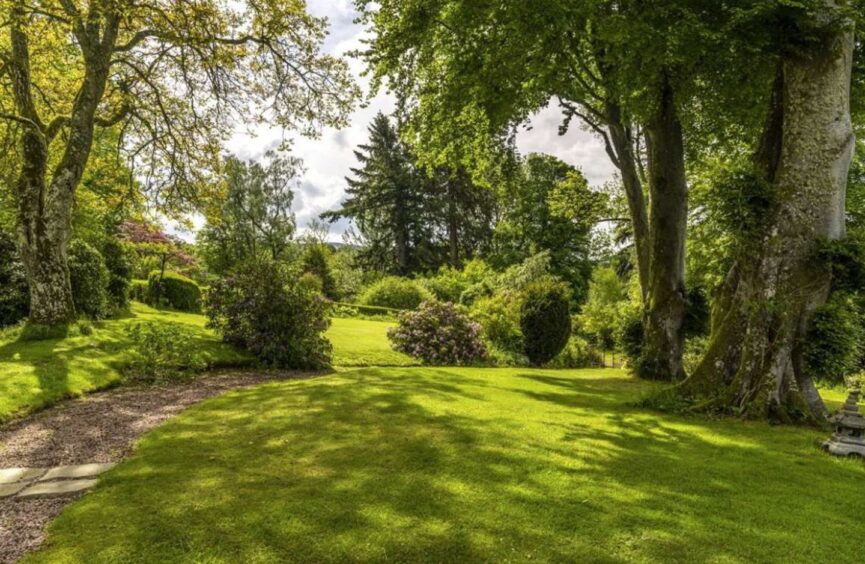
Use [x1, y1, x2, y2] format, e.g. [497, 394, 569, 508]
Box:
[0, 303, 250, 422]
[31, 367, 865, 563]
[0, 308, 412, 422]
[327, 317, 417, 367]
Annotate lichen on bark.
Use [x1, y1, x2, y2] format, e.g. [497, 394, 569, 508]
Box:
[680, 12, 855, 422]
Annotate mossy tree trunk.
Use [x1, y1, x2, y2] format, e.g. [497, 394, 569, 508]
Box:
[638, 75, 689, 381]
[682, 16, 855, 422]
[8, 6, 119, 325]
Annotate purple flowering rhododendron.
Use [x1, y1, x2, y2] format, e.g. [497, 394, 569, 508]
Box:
[388, 301, 488, 365]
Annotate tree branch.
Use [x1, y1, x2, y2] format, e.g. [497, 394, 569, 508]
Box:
[45, 116, 70, 141]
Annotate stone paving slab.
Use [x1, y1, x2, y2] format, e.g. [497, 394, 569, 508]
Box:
[17, 479, 99, 498]
[41, 463, 116, 481]
[0, 481, 28, 497]
[0, 467, 46, 484]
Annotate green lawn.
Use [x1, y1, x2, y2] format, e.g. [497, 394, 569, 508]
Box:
[30, 367, 865, 563]
[0, 303, 251, 422]
[0, 307, 411, 422]
[328, 317, 417, 367]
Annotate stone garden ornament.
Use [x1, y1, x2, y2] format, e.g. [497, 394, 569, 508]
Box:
[822, 388, 865, 458]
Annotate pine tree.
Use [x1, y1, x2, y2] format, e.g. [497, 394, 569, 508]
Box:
[322, 113, 428, 274]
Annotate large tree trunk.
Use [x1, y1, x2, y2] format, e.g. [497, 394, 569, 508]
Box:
[9, 10, 117, 325]
[638, 76, 689, 381]
[14, 127, 77, 324]
[682, 16, 854, 422]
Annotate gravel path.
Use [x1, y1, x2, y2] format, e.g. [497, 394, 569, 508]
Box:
[0, 370, 319, 563]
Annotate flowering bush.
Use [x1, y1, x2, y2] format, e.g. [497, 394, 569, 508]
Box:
[388, 300, 487, 365]
[206, 259, 332, 369]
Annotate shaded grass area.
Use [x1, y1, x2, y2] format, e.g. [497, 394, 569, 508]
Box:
[31, 367, 865, 563]
[0, 303, 251, 422]
[327, 317, 417, 367]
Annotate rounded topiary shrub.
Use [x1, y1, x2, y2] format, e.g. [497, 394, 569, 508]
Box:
[388, 300, 487, 365]
[147, 271, 202, 312]
[206, 260, 332, 369]
[360, 276, 433, 310]
[0, 231, 29, 327]
[68, 240, 109, 319]
[520, 280, 572, 366]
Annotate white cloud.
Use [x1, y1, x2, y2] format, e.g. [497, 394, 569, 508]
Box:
[220, 1, 613, 242]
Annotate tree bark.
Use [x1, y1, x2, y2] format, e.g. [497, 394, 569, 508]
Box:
[8, 8, 119, 325]
[447, 180, 460, 267]
[638, 75, 689, 381]
[605, 101, 650, 302]
[394, 188, 409, 274]
[682, 15, 854, 421]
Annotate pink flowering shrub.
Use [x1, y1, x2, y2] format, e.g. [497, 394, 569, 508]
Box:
[388, 300, 488, 365]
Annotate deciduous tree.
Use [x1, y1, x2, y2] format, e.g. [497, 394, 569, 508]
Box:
[0, 0, 359, 324]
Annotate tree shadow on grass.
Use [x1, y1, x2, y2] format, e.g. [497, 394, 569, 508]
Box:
[33, 367, 865, 563]
[0, 336, 72, 420]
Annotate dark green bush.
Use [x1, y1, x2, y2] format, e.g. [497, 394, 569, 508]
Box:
[147, 270, 202, 312]
[520, 281, 572, 366]
[301, 244, 338, 299]
[617, 309, 644, 369]
[102, 238, 133, 311]
[0, 231, 29, 327]
[206, 259, 332, 369]
[683, 286, 710, 338]
[816, 235, 865, 293]
[124, 321, 207, 383]
[360, 276, 433, 310]
[803, 296, 863, 384]
[68, 240, 109, 319]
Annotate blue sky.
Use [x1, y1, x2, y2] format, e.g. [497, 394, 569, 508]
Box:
[220, 0, 615, 241]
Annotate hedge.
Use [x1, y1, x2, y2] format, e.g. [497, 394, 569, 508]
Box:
[147, 271, 202, 312]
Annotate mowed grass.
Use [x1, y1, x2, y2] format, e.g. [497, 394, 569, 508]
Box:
[31, 367, 865, 563]
[0, 306, 410, 422]
[327, 316, 417, 367]
[0, 303, 251, 422]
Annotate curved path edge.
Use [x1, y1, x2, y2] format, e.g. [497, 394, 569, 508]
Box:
[0, 369, 323, 563]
